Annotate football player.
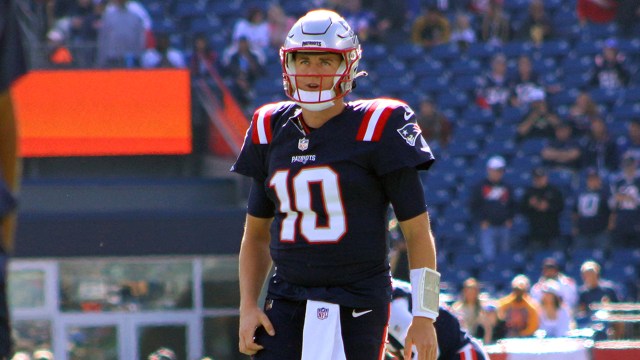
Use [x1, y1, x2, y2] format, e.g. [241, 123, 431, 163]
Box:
[388, 279, 489, 360]
[232, 9, 439, 360]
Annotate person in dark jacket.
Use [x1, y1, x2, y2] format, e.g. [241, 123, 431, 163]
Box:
[469, 156, 516, 261]
[520, 167, 564, 252]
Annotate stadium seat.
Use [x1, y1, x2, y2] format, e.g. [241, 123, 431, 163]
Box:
[466, 43, 497, 62]
[207, 1, 242, 18]
[450, 59, 482, 76]
[447, 140, 480, 158]
[611, 103, 640, 121]
[517, 138, 547, 156]
[500, 41, 532, 59]
[622, 86, 640, 104]
[391, 43, 426, 62]
[484, 139, 516, 158]
[410, 59, 444, 78]
[589, 88, 623, 107]
[417, 75, 449, 95]
[361, 43, 389, 64]
[436, 91, 469, 111]
[573, 41, 601, 58]
[428, 43, 459, 62]
[461, 106, 494, 125]
[452, 75, 480, 93]
[500, 106, 526, 124]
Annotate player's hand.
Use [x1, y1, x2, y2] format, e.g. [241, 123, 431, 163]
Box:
[238, 305, 275, 355]
[404, 316, 437, 360]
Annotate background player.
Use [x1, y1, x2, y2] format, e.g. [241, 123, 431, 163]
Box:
[232, 9, 440, 360]
[387, 279, 489, 360]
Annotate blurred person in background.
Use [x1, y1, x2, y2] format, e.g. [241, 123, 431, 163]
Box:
[497, 275, 540, 338]
[516, 0, 553, 45]
[618, 119, 640, 164]
[516, 89, 561, 142]
[477, 54, 511, 114]
[142, 32, 185, 69]
[567, 91, 601, 139]
[576, 261, 622, 335]
[520, 167, 565, 252]
[266, 3, 295, 49]
[590, 39, 630, 90]
[411, 6, 451, 49]
[232, 6, 270, 53]
[571, 169, 613, 250]
[469, 155, 516, 262]
[480, 0, 510, 46]
[530, 257, 578, 310]
[540, 122, 582, 173]
[415, 97, 452, 148]
[608, 155, 640, 248]
[450, 13, 477, 51]
[579, 117, 619, 176]
[451, 278, 483, 333]
[536, 280, 573, 337]
[474, 303, 507, 345]
[221, 36, 265, 111]
[188, 33, 218, 78]
[97, 0, 145, 68]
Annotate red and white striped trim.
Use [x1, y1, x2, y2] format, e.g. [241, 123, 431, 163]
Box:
[356, 99, 405, 142]
[251, 103, 281, 144]
[459, 343, 478, 360]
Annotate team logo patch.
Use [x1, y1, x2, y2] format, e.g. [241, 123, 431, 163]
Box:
[397, 123, 422, 146]
[317, 307, 329, 320]
[298, 138, 309, 151]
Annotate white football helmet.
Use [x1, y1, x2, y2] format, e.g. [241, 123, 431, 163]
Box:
[280, 9, 364, 111]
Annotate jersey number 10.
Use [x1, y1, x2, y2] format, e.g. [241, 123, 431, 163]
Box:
[269, 166, 347, 243]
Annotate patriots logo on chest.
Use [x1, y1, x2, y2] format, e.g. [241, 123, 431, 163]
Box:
[397, 123, 422, 146]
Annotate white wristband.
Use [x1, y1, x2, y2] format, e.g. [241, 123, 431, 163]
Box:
[410, 267, 440, 320]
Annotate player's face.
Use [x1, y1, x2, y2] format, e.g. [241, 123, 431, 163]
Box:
[293, 52, 343, 91]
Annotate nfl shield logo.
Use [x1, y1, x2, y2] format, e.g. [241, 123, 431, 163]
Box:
[317, 307, 329, 320]
[298, 138, 309, 151]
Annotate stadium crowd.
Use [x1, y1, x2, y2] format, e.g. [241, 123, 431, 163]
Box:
[21, 0, 640, 357]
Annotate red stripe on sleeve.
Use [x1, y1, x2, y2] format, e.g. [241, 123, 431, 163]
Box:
[356, 101, 379, 141]
[370, 105, 395, 141]
[263, 106, 275, 142]
[250, 110, 260, 144]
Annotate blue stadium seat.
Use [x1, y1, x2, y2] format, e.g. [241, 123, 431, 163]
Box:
[461, 106, 495, 125]
[376, 76, 414, 96]
[561, 73, 591, 91]
[535, 40, 570, 59]
[500, 41, 533, 59]
[410, 59, 444, 78]
[611, 103, 640, 121]
[207, 1, 242, 18]
[561, 56, 592, 76]
[452, 75, 481, 93]
[450, 59, 482, 76]
[484, 139, 516, 158]
[589, 88, 623, 107]
[622, 87, 640, 104]
[362, 43, 389, 64]
[189, 16, 222, 34]
[548, 88, 579, 108]
[452, 252, 483, 271]
[500, 106, 526, 124]
[428, 43, 459, 62]
[437, 91, 469, 111]
[466, 43, 497, 62]
[489, 123, 518, 141]
[451, 124, 486, 142]
[447, 140, 481, 158]
[518, 138, 548, 156]
[571, 248, 606, 264]
[391, 43, 426, 62]
[573, 41, 601, 58]
[417, 75, 449, 95]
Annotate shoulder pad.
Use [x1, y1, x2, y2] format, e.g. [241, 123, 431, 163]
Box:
[250, 101, 294, 144]
[355, 98, 409, 142]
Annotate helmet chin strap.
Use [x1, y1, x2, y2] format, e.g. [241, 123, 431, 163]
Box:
[294, 89, 336, 111]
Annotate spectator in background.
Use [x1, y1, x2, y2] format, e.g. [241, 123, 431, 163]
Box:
[591, 39, 630, 89]
[619, 119, 640, 164]
[567, 91, 601, 139]
[452, 277, 483, 333]
[530, 257, 578, 310]
[104, 0, 153, 48]
[67, 0, 102, 66]
[480, 0, 510, 46]
[232, 6, 270, 53]
[572, 168, 612, 249]
[469, 155, 516, 261]
[509, 55, 543, 109]
[609, 155, 640, 248]
[142, 33, 185, 68]
[46, 28, 74, 68]
[517, 0, 553, 45]
[337, 0, 376, 42]
[364, 0, 408, 45]
[475, 302, 508, 344]
[576, 261, 621, 328]
[97, 0, 145, 68]
[267, 3, 295, 49]
[221, 36, 265, 110]
[498, 275, 540, 338]
[580, 117, 619, 175]
[520, 167, 565, 252]
[577, 0, 617, 26]
[148, 347, 176, 360]
[189, 33, 218, 78]
[541, 122, 583, 173]
[616, 0, 640, 38]
[516, 89, 561, 142]
[32, 349, 53, 360]
[477, 54, 511, 114]
[536, 280, 573, 337]
[415, 97, 452, 148]
[450, 12, 477, 51]
[411, 6, 451, 49]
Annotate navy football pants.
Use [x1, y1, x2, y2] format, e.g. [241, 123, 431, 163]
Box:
[253, 298, 389, 360]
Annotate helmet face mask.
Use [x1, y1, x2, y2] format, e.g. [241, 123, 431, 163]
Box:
[280, 10, 362, 111]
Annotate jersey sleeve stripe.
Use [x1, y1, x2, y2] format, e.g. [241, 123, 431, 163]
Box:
[357, 99, 400, 142]
[251, 104, 277, 144]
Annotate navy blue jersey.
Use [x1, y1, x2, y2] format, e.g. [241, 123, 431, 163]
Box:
[232, 99, 435, 307]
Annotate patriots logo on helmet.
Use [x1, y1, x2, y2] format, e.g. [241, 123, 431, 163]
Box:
[397, 123, 422, 146]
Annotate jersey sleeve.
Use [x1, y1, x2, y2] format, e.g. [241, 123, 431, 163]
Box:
[230, 103, 281, 182]
[364, 99, 435, 176]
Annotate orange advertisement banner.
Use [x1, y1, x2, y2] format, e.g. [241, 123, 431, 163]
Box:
[11, 69, 192, 157]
